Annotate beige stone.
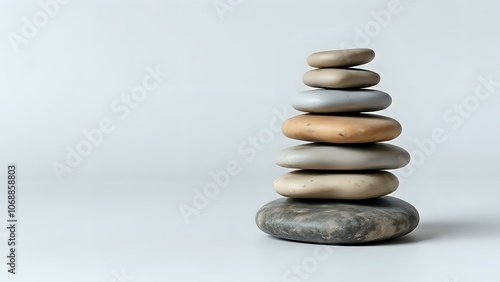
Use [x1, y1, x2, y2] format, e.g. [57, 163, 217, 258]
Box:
[282, 114, 401, 143]
[307, 48, 375, 68]
[274, 170, 398, 199]
[303, 68, 380, 89]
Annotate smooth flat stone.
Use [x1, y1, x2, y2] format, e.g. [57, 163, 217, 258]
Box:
[303, 68, 380, 89]
[275, 143, 410, 170]
[274, 170, 398, 199]
[292, 89, 391, 113]
[282, 114, 402, 143]
[307, 48, 375, 68]
[255, 196, 419, 244]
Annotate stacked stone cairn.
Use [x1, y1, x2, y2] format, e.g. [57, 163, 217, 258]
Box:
[255, 48, 419, 244]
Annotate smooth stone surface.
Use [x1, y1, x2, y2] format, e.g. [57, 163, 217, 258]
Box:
[255, 196, 419, 244]
[275, 143, 410, 170]
[274, 170, 398, 199]
[303, 68, 380, 89]
[292, 89, 391, 113]
[307, 48, 375, 68]
[282, 114, 402, 143]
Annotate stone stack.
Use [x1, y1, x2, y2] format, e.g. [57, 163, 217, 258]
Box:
[255, 48, 419, 244]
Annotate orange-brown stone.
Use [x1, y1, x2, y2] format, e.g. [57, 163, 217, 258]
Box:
[282, 114, 402, 143]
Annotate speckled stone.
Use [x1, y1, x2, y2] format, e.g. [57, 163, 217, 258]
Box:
[282, 114, 402, 143]
[275, 143, 410, 170]
[307, 48, 375, 68]
[303, 68, 380, 89]
[292, 89, 391, 113]
[255, 196, 419, 244]
[274, 170, 398, 199]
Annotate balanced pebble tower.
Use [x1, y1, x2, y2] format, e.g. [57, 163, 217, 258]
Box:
[255, 48, 419, 244]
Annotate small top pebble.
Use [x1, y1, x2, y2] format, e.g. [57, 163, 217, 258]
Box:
[307, 48, 375, 68]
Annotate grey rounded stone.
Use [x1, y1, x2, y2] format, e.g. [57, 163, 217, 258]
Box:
[275, 143, 410, 170]
[292, 89, 392, 113]
[255, 196, 419, 244]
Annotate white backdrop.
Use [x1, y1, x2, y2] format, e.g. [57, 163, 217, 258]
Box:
[1, 0, 499, 281]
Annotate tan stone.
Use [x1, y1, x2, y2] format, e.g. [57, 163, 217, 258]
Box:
[282, 114, 401, 143]
[274, 170, 398, 199]
[302, 68, 380, 89]
[307, 48, 375, 68]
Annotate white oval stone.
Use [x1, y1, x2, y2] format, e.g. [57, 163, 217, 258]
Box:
[275, 143, 410, 170]
[274, 170, 398, 200]
[292, 89, 392, 113]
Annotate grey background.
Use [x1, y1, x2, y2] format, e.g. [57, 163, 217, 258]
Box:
[0, 0, 499, 281]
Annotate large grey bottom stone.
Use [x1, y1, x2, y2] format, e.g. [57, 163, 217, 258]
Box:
[256, 196, 419, 244]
